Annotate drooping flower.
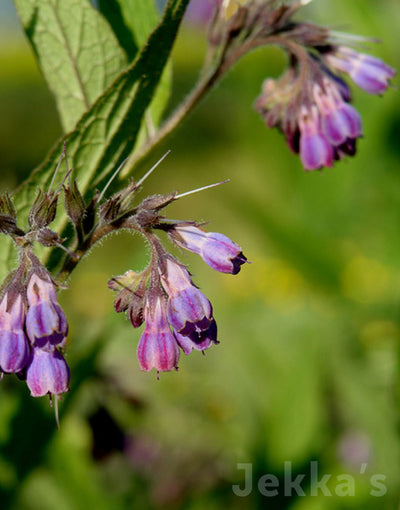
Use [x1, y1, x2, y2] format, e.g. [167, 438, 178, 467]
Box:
[298, 105, 334, 170]
[160, 259, 215, 340]
[324, 46, 396, 95]
[0, 293, 30, 374]
[26, 348, 70, 397]
[137, 295, 180, 372]
[168, 224, 248, 274]
[25, 272, 68, 349]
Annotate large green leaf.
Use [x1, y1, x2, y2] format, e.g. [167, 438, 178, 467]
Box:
[98, 0, 173, 145]
[0, 0, 189, 280]
[98, 0, 160, 57]
[14, 0, 128, 132]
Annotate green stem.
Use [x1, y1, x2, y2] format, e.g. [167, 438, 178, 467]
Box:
[123, 33, 309, 175]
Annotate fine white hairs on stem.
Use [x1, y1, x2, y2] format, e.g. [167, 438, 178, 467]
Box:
[174, 179, 230, 200]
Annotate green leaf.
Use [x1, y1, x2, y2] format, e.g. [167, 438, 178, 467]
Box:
[14, 0, 128, 132]
[98, 0, 173, 146]
[97, 0, 160, 59]
[0, 0, 189, 280]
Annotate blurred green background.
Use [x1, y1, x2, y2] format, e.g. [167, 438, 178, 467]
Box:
[0, 0, 399, 509]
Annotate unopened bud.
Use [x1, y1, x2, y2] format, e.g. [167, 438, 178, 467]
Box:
[0, 192, 16, 219]
[139, 193, 176, 212]
[35, 228, 63, 247]
[64, 179, 85, 227]
[128, 290, 145, 328]
[28, 191, 58, 230]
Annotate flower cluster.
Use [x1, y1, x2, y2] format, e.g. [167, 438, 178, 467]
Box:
[190, 0, 396, 170]
[1, 146, 250, 399]
[110, 217, 248, 373]
[255, 36, 395, 170]
[0, 177, 70, 400]
[0, 257, 70, 398]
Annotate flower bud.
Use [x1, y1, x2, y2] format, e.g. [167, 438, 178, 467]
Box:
[28, 191, 58, 230]
[25, 273, 68, 349]
[64, 179, 85, 227]
[0, 293, 30, 373]
[26, 348, 70, 397]
[0, 193, 25, 237]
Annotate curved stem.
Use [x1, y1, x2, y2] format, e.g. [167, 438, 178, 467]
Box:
[56, 32, 308, 282]
[123, 33, 309, 174]
[56, 217, 142, 282]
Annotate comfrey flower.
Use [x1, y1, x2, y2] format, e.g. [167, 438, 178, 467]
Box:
[160, 258, 217, 342]
[26, 348, 70, 397]
[324, 46, 396, 96]
[168, 224, 248, 274]
[137, 294, 180, 372]
[26, 271, 68, 349]
[0, 292, 30, 374]
[24, 267, 70, 398]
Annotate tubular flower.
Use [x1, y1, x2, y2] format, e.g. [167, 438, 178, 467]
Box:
[298, 105, 334, 170]
[324, 47, 396, 95]
[160, 259, 215, 340]
[137, 295, 180, 372]
[26, 348, 70, 397]
[26, 272, 68, 349]
[0, 293, 30, 374]
[168, 224, 248, 274]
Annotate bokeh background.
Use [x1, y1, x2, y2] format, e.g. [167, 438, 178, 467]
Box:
[0, 0, 399, 508]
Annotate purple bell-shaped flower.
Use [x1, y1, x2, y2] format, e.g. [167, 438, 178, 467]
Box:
[169, 224, 248, 274]
[26, 348, 70, 397]
[0, 293, 30, 374]
[160, 259, 215, 340]
[137, 295, 180, 372]
[25, 272, 68, 349]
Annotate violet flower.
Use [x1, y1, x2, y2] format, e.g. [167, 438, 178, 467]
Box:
[325, 47, 396, 95]
[160, 259, 215, 339]
[298, 106, 334, 170]
[137, 295, 180, 372]
[0, 293, 30, 374]
[25, 272, 68, 349]
[169, 224, 248, 274]
[26, 347, 70, 397]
